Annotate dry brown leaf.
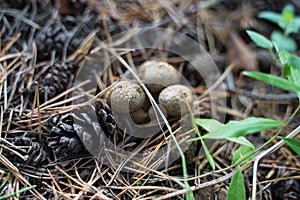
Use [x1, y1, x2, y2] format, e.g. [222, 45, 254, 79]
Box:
[226, 31, 258, 73]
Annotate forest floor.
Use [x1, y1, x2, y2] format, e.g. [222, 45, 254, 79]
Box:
[0, 0, 300, 199]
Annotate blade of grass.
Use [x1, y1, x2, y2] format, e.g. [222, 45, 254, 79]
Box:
[0, 185, 36, 200]
[243, 71, 300, 92]
[0, 172, 10, 190]
[191, 120, 215, 170]
[187, 110, 215, 171]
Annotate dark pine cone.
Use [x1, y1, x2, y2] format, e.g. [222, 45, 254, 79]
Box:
[46, 113, 85, 156]
[35, 20, 69, 61]
[72, 101, 130, 155]
[95, 101, 118, 137]
[94, 100, 133, 147]
[45, 101, 123, 158]
[45, 98, 135, 159]
[11, 135, 48, 166]
[30, 61, 78, 103]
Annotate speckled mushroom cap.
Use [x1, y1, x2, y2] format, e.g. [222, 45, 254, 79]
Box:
[158, 85, 193, 117]
[110, 80, 146, 113]
[138, 60, 180, 93]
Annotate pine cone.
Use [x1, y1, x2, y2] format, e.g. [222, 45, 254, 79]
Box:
[11, 135, 48, 166]
[95, 100, 135, 146]
[46, 113, 85, 156]
[73, 101, 128, 154]
[72, 105, 105, 153]
[45, 103, 116, 157]
[31, 61, 78, 103]
[95, 101, 117, 136]
[35, 21, 69, 61]
[45, 101, 129, 158]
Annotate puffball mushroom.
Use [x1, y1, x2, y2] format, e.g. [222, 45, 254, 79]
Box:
[158, 85, 193, 117]
[110, 80, 146, 113]
[138, 61, 180, 93]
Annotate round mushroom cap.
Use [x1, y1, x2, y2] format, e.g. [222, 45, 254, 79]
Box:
[158, 85, 193, 117]
[138, 61, 180, 93]
[130, 108, 150, 124]
[110, 80, 146, 113]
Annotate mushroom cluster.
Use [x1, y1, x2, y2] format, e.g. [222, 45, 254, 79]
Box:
[107, 60, 193, 124]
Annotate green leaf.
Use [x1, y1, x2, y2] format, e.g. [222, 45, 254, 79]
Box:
[194, 119, 254, 148]
[271, 31, 297, 52]
[294, 17, 300, 29]
[289, 57, 300, 85]
[273, 42, 292, 77]
[246, 30, 273, 50]
[285, 19, 300, 35]
[288, 56, 300, 99]
[273, 42, 291, 64]
[259, 6, 299, 35]
[258, 11, 282, 26]
[289, 56, 300, 70]
[232, 146, 255, 165]
[243, 71, 300, 92]
[227, 137, 255, 149]
[194, 118, 223, 132]
[227, 166, 246, 200]
[202, 117, 284, 139]
[282, 4, 294, 23]
[286, 56, 300, 98]
[279, 137, 300, 156]
[189, 134, 254, 149]
[282, 64, 291, 77]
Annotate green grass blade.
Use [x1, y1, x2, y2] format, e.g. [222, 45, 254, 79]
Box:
[0, 172, 10, 190]
[243, 71, 300, 92]
[0, 185, 36, 200]
[191, 118, 215, 170]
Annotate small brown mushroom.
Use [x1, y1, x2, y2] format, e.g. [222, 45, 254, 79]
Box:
[130, 108, 150, 124]
[109, 80, 145, 113]
[138, 60, 180, 93]
[158, 85, 193, 117]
